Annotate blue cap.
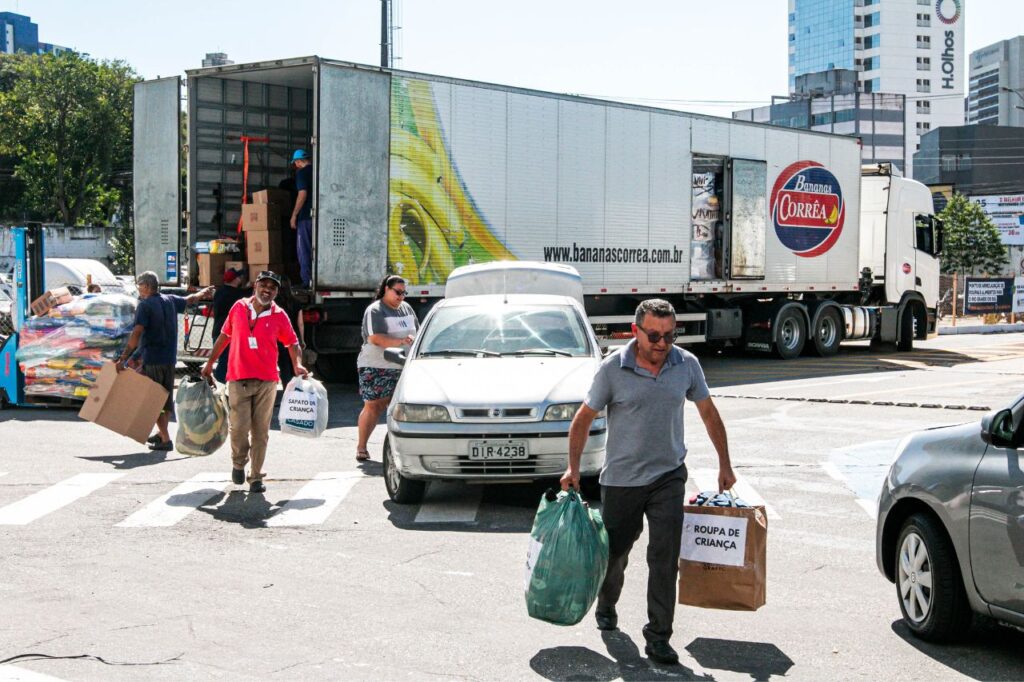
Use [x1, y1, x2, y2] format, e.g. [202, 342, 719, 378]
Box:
[292, 149, 309, 162]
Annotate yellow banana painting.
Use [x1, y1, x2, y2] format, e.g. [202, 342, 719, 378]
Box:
[389, 78, 516, 284]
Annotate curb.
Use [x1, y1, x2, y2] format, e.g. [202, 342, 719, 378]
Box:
[938, 323, 1024, 336]
[712, 393, 990, 412]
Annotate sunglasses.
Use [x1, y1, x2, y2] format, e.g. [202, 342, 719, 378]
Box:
[636, 325, 676, 345]
[390, 288, 408, 297]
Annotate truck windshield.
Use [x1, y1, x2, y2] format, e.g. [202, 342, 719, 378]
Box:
[417, 304, 592, 358]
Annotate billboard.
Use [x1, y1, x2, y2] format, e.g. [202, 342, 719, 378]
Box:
[970, 195, 1024, 246]
[964, 277, 1015, 315]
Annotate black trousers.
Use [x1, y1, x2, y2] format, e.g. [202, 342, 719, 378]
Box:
[598, 463, 687, 643]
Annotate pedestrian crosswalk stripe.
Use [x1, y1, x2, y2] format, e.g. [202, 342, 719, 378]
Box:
[0, 473, 124, 526]
[687, 469, 781, 521]
[0, 664, 71, 681]
[266, 472, 363, 527]
[414, 482, 482, 524]
[117, 473, 230, 528]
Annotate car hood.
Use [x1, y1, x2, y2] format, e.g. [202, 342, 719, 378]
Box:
[397, 356, 599, 407]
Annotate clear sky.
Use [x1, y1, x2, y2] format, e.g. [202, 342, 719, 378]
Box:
[6, 1, 1024, 117]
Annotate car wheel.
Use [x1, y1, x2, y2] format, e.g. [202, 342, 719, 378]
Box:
[580, 476, 601, 501]
[773, 307, 806, 359]
[809, 307, 842, 357]
[383, 438, 425, 505]
[895, 513, 971, 641]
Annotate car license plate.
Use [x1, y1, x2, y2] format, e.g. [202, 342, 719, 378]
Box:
[468, 440, 528, 460]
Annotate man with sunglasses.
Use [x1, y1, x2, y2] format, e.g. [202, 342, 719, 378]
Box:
[561, 298, 735, 666]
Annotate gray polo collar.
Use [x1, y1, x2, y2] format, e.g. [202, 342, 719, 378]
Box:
[619, 338, 684, 373]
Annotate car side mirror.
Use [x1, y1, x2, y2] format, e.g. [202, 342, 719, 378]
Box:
[981, 409, 1016, 448]
[384, 347, 406, 366]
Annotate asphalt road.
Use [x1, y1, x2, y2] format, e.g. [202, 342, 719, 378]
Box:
[1, 334, 1022, 681]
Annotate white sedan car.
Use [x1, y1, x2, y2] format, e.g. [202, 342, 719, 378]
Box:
[383, 293, 606, 504]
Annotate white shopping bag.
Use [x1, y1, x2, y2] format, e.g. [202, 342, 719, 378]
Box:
[278, 376, 329, 438]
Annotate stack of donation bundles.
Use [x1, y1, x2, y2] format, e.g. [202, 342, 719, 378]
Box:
[16, 294, 137, 400]
[525, 489, 609, 625]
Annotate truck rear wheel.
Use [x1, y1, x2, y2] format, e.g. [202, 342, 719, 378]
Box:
[315, 353, 357, 384]
[774, 308, 806, 359]
[810, 308, 842, 357]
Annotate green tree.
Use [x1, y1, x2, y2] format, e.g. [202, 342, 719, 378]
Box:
[938, 193, 1009, 276]
[0, 52, 137, 226]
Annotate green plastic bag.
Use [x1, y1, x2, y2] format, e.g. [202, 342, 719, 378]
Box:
[525, 488, 610, 625]
[174, 376, 229, 456]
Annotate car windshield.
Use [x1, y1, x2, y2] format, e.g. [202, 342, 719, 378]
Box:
[417, 304, 592, 357]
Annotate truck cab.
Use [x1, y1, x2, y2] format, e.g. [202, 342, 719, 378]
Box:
[860, 164, 941, 339]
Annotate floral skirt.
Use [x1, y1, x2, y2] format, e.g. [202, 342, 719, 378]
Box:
[357, 367, 402, 402]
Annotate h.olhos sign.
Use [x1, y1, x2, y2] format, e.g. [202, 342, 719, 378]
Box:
[936, 0, 961, 90]
[770, 161, 845, 258]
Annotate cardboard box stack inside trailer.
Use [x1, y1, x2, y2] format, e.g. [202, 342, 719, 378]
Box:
[244, 189, 293, 281]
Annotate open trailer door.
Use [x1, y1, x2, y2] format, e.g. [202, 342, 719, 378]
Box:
[133, 76, 182, 285]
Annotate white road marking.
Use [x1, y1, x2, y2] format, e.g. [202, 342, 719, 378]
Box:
[0, 665, 71, 681]
[0, 473, 124, 525]
[117, 473, 230, 528]
[688, 469, 780, 520]
[415, 482, 482, 524]
[266, 472, 363, 527]
[856, 498, 878, 519]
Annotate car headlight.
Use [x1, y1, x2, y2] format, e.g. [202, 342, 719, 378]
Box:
[392, 403, 451, 422]
[543, 402, 582, 421]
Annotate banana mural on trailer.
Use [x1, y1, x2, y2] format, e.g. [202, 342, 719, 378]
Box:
[389, 78, 516, 284]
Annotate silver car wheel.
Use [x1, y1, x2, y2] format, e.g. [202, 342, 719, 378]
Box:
[898, 531, 933, 624]
[385, 447, 401, 492]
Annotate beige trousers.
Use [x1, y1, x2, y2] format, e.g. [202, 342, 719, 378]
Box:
[228, 379, 278, 483]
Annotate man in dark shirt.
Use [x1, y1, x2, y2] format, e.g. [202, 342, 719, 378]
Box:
[212, 267, 251, 383]
[290, 149, 313, 288]
[116, 271, 212, 450]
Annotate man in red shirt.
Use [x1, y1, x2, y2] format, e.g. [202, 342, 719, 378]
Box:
[202, 271, 308, 493]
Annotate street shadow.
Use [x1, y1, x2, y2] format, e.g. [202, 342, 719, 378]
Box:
[383, 479, 552, 534]
[357, 459, 384, 478]
[77, 450, 178, 469]
[0, 406, 82, 423]
[170, 489, 326, 529]
[530, 634, 714, 682]
[684, 637, 793, 681]
[890, 619, 1024, 681]
[700, 341, 1000, 389]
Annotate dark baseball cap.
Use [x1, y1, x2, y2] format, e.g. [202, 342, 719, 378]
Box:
[255, 270, 281, 286]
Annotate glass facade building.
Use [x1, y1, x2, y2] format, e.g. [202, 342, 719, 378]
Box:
[0, 12, 68, 55]
[789, 0, 855, 92]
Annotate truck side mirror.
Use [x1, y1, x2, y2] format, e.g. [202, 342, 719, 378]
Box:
[384, 347, 406, 366]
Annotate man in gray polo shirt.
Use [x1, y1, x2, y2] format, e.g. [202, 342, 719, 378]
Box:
[561, 298, 735, 666]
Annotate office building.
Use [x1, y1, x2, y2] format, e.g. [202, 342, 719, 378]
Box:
[914, 125, 1024, 195]
[787, 0, 966, 176]
[968, 36, 1024, 127]
[734, 69, 908, 171]
[0, 12, 69, 55]
[202, 52, 234, 67]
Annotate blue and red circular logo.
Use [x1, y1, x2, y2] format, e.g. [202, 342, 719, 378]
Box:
[935, 0, 961, 25]
[770, 161, 845, 258]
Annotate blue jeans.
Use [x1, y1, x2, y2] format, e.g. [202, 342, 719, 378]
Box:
[297, 218, 313, 288]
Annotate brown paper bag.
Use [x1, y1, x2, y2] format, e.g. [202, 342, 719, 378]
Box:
[677, 504, 767, 611]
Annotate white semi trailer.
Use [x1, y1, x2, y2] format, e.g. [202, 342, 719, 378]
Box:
[134, 56, 941, 380]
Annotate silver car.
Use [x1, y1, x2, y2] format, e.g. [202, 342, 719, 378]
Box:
[382, 293, 607, 504]
[876, 391, 1024, 641]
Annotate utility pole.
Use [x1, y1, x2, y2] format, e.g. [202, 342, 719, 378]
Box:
[380, 0, 402, 69]
[380, 0, 389, 68]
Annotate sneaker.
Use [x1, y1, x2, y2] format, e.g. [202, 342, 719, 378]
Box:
[149, 440, 173, 451]
[232, 468, 245, 485]
[249, 479, 266, 494]
[595, 606, 618, 631]
[146, 434, 162, 445]
[644, 640, 679, 665]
